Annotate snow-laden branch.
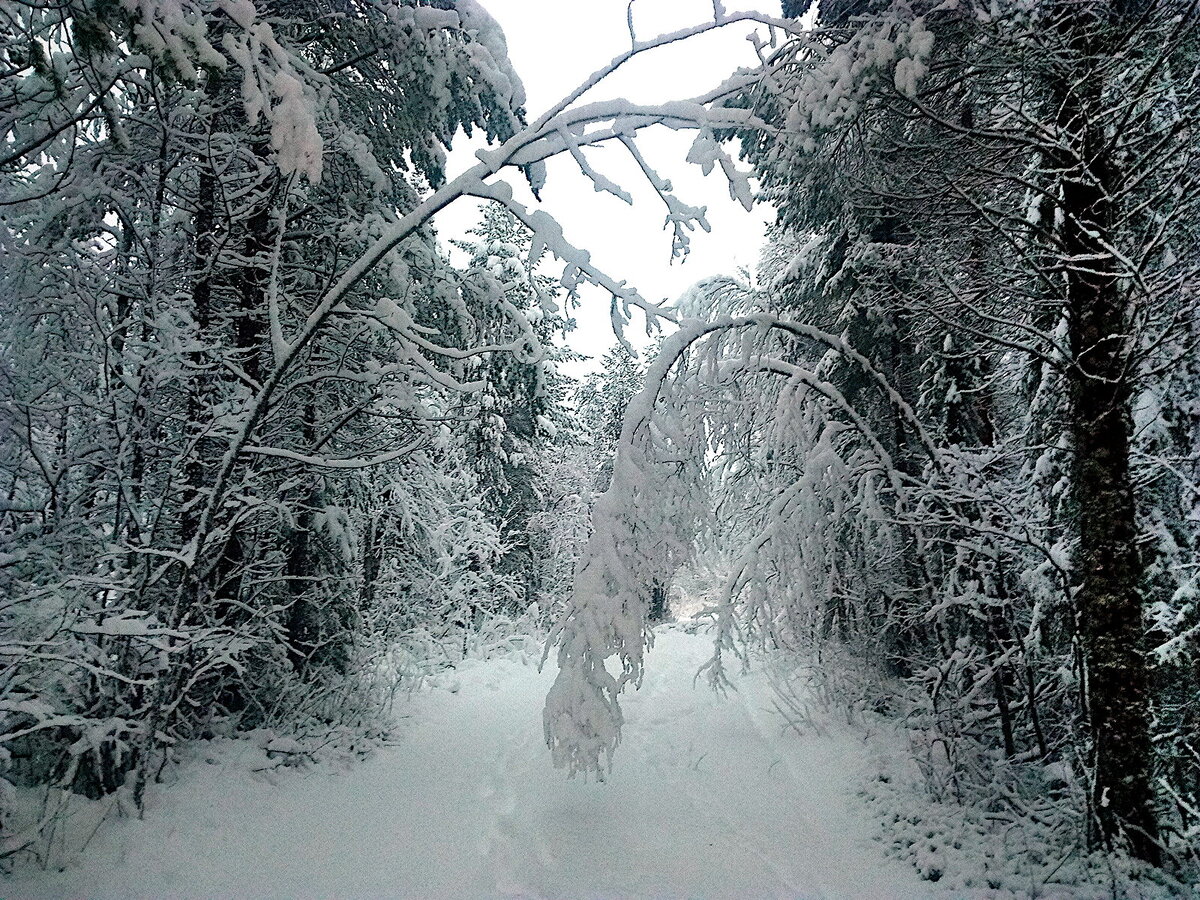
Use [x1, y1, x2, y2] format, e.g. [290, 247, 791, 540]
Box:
[618, 133, 712, 261]
[542, 313, 941, 777]
[190, 13, 807, 560]
[241, 436, 425, 470]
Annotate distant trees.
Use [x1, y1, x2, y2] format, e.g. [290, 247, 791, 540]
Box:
[453, 204, 575, 609]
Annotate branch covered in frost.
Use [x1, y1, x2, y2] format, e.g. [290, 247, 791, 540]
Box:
[542, 313, 941, 776]
[192, 12, 811, 555]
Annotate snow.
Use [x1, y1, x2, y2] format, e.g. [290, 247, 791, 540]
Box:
[118, 0, 226, 81]
[69, 611, 179, 639]
[216, 0, 256, 30]
[222, 20, 324, 183]
[7, 628, 932, 900]
[267, 69, 324, 183]
[455, 0, 527, 110]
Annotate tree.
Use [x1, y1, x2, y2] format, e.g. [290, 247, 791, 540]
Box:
[452, 203, 575, 608]
[742, 0, 1200, 862]
[2, 0, 806, 861]
[1, 0, 534, 830]
[575, 348, 672, 622]
[544, 0, 1200, 869]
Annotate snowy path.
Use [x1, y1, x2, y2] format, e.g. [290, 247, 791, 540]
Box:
[9, 628, 932, 900]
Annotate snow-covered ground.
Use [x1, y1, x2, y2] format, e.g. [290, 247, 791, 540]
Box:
[7, 627, 933, 899]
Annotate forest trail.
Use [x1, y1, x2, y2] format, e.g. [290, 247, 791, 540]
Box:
[9, 627, 932, 900]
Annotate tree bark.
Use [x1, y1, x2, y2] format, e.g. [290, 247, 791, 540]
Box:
[1054, 2, 1159, 860]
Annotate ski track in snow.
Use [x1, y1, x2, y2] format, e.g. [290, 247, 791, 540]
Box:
[7, 628, 936, 900]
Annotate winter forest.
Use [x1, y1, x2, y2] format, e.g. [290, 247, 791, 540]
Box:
[3, 0, 1200, 896]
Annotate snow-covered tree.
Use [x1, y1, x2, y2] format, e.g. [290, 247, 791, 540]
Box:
[451, 203, 576, 608]
[2, 0, 807, 861]
[543, 0, 1200, 870]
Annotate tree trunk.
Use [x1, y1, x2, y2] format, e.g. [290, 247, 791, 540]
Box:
[1054, 3, 1159, 859]
[1067, 272, 1159, 860]
[181, 165, 216, 551]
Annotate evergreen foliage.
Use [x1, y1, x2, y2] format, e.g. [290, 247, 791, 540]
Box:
[5, 0, 1199, 886]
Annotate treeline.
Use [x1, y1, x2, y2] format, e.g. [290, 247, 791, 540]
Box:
[0, 0, 611, 863]
[546, 0, 1200, 879]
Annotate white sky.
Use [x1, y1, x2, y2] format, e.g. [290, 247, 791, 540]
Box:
[435, 0, 777, 375]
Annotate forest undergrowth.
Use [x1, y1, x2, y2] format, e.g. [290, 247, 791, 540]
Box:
[2, 606, 549, 874]
[766, 641, 1200, 898]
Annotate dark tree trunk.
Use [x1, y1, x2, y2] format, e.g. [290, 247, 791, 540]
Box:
[285, 400, 324, 672]
[1053, 3, 1159, 859]
[361, 513, 380, 612]
[1066, 258, 1159, 860]
[181, 165, 216, 551]
[648, 581, 670, 624]
[236, 139, 274, 387]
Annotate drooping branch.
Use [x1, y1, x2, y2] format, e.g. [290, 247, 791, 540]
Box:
[542, 311, 946, 776]
[189, 14, 809, 562]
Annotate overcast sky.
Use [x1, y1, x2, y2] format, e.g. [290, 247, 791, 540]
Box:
[436, 0, 776, 374]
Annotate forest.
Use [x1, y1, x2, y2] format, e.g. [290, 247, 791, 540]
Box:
[2, 0, 1200, 896]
